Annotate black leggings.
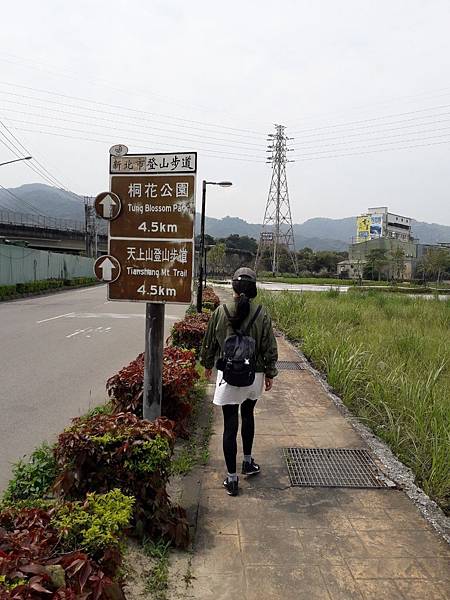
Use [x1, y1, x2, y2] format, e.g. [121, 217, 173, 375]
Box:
[222, 399, 257, 474]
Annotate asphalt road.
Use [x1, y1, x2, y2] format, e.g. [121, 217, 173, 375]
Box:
[0, 285, 187, 492]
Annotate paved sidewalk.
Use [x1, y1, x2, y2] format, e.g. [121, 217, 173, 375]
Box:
[186, 333, 450, 599]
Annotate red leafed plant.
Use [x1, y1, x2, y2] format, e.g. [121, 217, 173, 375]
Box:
[202, 287, 220, 310]
[0, 508, 123, 599]
[171, 312, 210, 355]
[106, 347, 199, 436]
[53, 413, 189, 548]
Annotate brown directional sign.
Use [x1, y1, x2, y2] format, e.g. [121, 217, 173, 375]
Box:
[109, 175, 195, 239]
[93, 255, 121, 283]
[107, 239, 193, 303]
[94, 192, 122, 220]
[93, 149, 197, 304]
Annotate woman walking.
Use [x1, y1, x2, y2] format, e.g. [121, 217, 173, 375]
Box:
[200, 268, 278, 496]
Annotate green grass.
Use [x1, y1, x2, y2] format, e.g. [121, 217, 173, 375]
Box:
[260, 275, 349, 286]
[143, 538, 171, 600]
[349, 286, 448, 295]
[258, 289, 450, 513]
[171, 377, 213, 476]
[260, 275, 395, 286]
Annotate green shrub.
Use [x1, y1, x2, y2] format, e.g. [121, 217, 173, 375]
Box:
[64, 276, 98, 287]
[53, 412, 189, 547]
[0, 500, 128, 598]
[2, 442, 57, 504]
[0, 284, 17, 300]
[52, 489, 134, 556]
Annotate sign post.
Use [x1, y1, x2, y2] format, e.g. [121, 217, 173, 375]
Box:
[94, 146, 197, 420]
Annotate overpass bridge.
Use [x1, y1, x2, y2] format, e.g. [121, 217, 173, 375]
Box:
[0, 210, 107, 254]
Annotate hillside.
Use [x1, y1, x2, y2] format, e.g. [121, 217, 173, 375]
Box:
[1, 183, 449, 250]
[0, 183, 85, 221]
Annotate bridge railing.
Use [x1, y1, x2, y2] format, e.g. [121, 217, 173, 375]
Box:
[0, 210, 86, 233]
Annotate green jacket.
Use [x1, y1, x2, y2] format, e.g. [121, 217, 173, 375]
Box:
[199, 301, 278, 379]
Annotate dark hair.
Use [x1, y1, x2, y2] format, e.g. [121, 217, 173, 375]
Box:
[229, 279, 257, 329]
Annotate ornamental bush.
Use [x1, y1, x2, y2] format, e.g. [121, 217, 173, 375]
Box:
[202, 287, 220, 310]
[53, 413, 189, 547]
[2, 443, 57, 505]
[171, 311, 210, 355]
[106, 347, 200, 436]
[0, 491, 131, 599]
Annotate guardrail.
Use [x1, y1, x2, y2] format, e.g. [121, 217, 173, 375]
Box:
[0, 209, 86, 232]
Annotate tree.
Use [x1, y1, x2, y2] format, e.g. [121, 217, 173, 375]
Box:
[365, 249, 388, 281]
[206, 243, 226, 275]
[219, 234, 258, 254]
[420, 247, 450, 286]
[390, 247, 406, 282]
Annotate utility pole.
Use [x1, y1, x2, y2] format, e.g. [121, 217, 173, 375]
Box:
[255, 124, 298, 275]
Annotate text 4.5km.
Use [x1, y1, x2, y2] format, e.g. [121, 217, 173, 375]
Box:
[137, 284, 177, 297]
[138, 222, 178, 233]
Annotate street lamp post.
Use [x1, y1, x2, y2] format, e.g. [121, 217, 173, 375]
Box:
[196, 180, 232, 312]
[0, 156, 32, 168]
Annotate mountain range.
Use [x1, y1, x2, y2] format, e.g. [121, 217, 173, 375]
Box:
[1, 183, 449, 251]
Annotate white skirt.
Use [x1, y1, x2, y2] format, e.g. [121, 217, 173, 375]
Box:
[213, 371, 265, 406]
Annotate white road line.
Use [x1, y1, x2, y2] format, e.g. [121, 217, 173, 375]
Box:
[37, 312, 75, 324]
[68, 312, 145, 319]
[66, 327, 94, 339]
[66, 329, 83, 338]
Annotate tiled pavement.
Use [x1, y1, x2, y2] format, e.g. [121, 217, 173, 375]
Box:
[185, 317, 450, 599]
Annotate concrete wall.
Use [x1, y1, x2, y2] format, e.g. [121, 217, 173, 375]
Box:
[0, 244, 95, 286]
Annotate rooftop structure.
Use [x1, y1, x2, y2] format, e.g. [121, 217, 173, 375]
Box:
[356, 207, 413, 244]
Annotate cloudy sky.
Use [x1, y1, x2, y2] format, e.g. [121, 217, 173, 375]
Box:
[1, 0, 450, 225]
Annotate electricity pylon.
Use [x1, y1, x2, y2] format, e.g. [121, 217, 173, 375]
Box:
[255, 124, 298, 275]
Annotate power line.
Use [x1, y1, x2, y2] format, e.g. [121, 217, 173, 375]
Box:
[290, 102, 450, 136]
[0, 102, 266, 152]
[9, 125, 266, 163]
[0, 183, 46, 216]
[1, 120, 70, 189]
[0, 88, 266, 147]
[292, 137, 450, 161]
[3, 118, 265, 160]
[291, 113, 450, 147]
[0, 118, 83, 197]
[0, 81, 267, 138]
[0, 121, 83, 207]
[0, 124, 63, 189]
[291, 124, 450, 153]
[288, 85, 450, 129]
[0, 52, 267, 129]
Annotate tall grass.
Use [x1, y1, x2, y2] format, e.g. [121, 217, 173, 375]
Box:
[258, 289, 450, 513]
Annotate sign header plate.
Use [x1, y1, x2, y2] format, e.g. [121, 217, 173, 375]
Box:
[110, 152, 197, 175]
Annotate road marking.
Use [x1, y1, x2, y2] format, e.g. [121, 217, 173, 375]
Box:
[40, 312, 181, 324]
[66, 329, 83, 338]
[69, 312, 145, 319]
[37, 312, 75, 323]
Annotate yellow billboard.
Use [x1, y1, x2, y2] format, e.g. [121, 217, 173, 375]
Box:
[356, 215, 371, 242]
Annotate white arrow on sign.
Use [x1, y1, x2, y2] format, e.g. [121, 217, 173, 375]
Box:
[99, 257, 116, 281]
[99, 194, 117, 218]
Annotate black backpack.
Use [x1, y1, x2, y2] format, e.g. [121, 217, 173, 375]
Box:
[216, 304, 262, 387]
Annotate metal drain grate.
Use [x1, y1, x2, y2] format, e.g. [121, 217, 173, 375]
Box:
[282, 447, 395, 489]
[276, 360, 305, 370]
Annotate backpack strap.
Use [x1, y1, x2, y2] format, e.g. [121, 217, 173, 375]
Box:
[244, 304, 262, 336]
[223, 304, 232, 322]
